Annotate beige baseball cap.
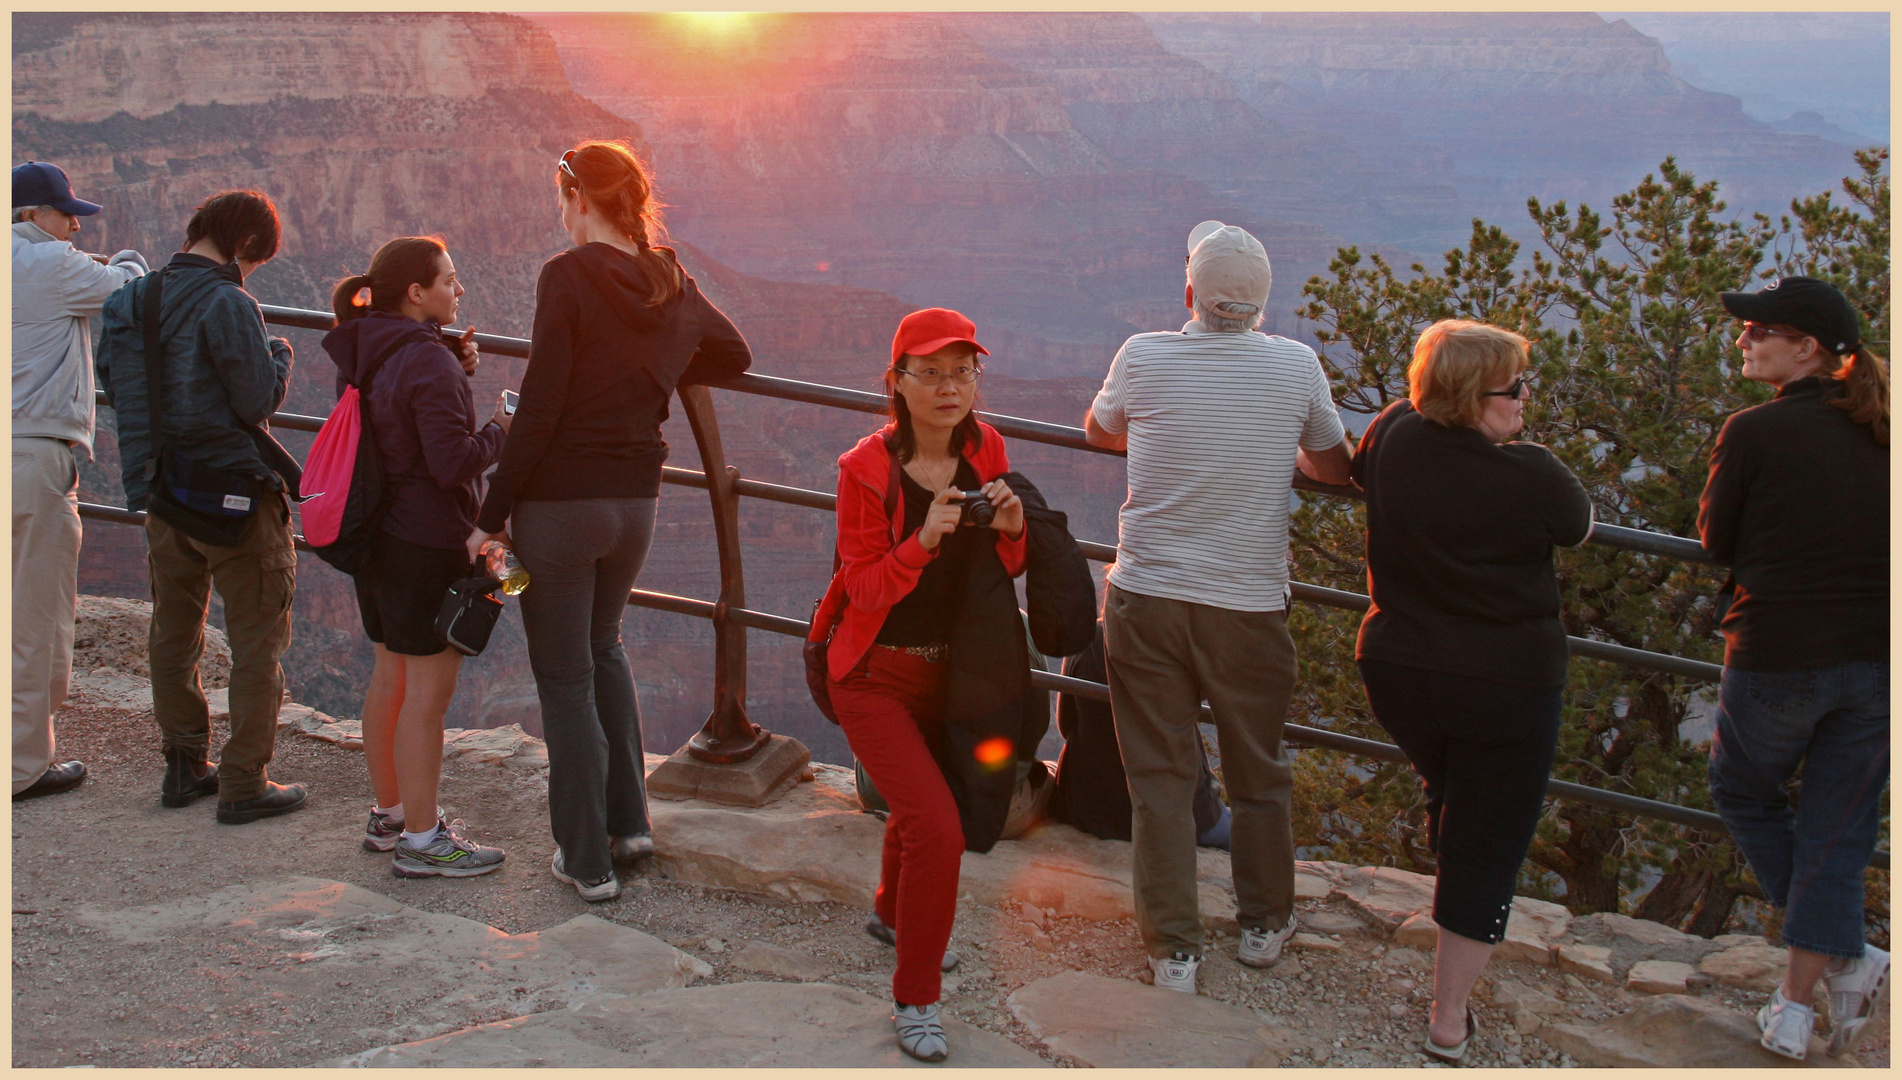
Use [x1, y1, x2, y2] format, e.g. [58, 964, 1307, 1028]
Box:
[1186, 220, 1271, 316]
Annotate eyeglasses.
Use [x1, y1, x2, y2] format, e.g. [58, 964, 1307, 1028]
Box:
[894, 364, 983, 386]
[557, 149, 579, 181]
[1483, 376, 1534, 399]
[1739, 322, 1808, 344]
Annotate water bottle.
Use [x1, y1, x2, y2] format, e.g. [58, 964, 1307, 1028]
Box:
[480, 540, 530, 596]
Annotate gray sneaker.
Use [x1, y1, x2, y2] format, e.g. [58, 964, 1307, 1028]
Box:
[551, 849, 621, 902]
[391, 820, 506, 879]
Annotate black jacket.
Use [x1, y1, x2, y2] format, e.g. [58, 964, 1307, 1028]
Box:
[476, 243, 750, 531]
[1698, 376, 1888, 670]
[1006, 470, 1098, 660]
[935, 472, 1079, 853]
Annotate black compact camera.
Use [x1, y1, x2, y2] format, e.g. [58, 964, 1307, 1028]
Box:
[957, 490, 995, 528]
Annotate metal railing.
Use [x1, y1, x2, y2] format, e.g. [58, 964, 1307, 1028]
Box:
[78, 302, 1885, 870]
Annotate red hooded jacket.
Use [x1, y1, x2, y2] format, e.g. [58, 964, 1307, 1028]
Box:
[813, 421, 1027, 682]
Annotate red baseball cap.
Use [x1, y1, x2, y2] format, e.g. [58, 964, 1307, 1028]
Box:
[891, 307, 990, 365]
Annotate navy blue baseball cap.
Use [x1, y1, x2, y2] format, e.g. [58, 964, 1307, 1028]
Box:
[12, 161, 102, 216]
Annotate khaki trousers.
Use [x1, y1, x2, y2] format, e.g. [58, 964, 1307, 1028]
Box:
[144, 497, 296, 801]
[1104, 583, 1298, 959]
[12, 437, 81, 794]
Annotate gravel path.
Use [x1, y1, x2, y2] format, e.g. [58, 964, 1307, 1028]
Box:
[12, 694, 1890, 1068]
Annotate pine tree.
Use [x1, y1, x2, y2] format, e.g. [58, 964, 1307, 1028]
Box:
[1287, 152, 1890, 938]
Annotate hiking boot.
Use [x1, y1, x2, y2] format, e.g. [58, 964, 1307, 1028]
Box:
[551, 849, 620, 902]
[610, 833, 655, 865]
[159, 749, 217, 807]
[1757, 986, 1815, 1060]
[1148, 952, 1200, 994]
[894, 1002, 948, 1062]
[15, 760, 87, 801]
[216, 781, 308, 825]
[392, 820, 506, 879]
[866, 914, 960, 971]
[1238, 918, 1297, 968]
[1825, 945, 1889, 1056]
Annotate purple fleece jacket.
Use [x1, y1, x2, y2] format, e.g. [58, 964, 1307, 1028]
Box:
[322, 311, 504, 550]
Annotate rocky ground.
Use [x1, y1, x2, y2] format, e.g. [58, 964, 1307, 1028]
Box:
[13, 656, 1890, 1068]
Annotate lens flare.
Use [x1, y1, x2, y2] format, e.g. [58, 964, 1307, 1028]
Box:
[974, 737, 1013, 770]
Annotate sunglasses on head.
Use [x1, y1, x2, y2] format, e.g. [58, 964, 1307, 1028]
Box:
[1739, 321, 1809, 344]
[1483, 375, 1534, 399]
[557, 149, 579, 181]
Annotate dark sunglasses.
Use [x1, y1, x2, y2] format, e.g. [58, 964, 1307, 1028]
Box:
[1739, 321, 1808, 344]
[557, 149, 579, 181]
[1483, 375, 1534, 399]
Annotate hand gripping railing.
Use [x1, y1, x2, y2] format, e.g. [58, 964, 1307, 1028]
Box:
[76, 303, 1883, 870]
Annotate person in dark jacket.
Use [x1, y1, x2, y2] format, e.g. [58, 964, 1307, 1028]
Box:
[97, 190, 308, 825]
[810, 307, 1026, 1061]
[1352, 320, 1592, 1062]
[467, 140, 752, 903]
[1699, 277, 1889, 1062]
[322, 236, 511, 879]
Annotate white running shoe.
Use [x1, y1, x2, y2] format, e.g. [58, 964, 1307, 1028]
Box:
[1148, 952, 1200, 994]
[1238, 918, 1297, 968]
[551, 849, 621, 902]
[1825, 944, 1890, 1056]
[1757, 986, 1815, 1060]
[894, 1002, 948, 1061]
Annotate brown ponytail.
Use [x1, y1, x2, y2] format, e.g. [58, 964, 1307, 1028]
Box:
[1826, 344, 1890, 446]
[329, 236, 449, 325]
[557, 139, 683, 307]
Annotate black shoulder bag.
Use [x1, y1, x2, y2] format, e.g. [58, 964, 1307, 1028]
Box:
[140, 268, 302, 547]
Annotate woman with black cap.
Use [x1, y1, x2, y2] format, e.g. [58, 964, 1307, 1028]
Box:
[1699, 275, 1889, 1061]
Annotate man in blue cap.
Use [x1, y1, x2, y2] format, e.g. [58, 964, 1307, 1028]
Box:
[12, 160, 149, 800]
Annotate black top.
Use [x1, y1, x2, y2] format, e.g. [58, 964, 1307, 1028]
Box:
[876, 458, 980, 647]
[1352, 400, 1593, 688]
[475, 244, 751, 532]
[1697, 376, 1889, 671]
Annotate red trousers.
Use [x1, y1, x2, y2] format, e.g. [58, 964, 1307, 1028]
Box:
[830, 648, 963, 1006]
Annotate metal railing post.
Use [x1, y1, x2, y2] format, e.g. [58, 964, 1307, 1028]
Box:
[676, 383, 771, 764]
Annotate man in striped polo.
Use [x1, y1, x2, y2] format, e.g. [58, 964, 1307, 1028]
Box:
[1084, 221, 1352, 994]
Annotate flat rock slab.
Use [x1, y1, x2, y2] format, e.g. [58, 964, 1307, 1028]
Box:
[1007, 970, 1300, 1067]
[1700, 943, 1790, 992]
[75, 876, 706, 1044]
[1331, 865, 1436, 929]
[731, 940, 833, 981]
[648, 759, 1293, 930]
[325, 981, 1047, 1068]
[1541, 993, 1853, 1068]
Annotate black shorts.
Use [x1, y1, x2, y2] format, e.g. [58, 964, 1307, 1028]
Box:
[353, 533, 474, 656]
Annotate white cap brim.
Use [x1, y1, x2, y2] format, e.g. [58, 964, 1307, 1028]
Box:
[1187, 220, 1227, 255]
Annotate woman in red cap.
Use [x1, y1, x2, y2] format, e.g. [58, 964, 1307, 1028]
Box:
[812, 307, 1026, 1061]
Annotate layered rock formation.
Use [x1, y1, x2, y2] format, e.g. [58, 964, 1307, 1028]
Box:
[1141, 13, 1867, 225]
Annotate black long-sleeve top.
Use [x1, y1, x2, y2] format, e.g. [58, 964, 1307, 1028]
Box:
[476, 243, 752, 532]
[1352, 400, 1594, 688]
[1697, 376, 1889, 671]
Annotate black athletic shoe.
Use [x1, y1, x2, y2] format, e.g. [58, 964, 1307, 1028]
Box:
[216, 781, 308, 825]
[160, 748, 219, 808]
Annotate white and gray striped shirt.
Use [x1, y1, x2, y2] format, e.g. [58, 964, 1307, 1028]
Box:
[1091, 321, 1347, 612]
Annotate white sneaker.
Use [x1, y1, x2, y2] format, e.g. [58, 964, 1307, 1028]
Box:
[1148, 952, 1200, 994]
[550, 849, 620, 902]
[1757, 986, 1814, 1060]
[894, 1002, 948, 1062]
[1825, 944, 1890, 1056]
[1238, 918, 1297, 968]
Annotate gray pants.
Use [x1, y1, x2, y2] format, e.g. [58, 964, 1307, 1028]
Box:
[513, 497, 657, 883]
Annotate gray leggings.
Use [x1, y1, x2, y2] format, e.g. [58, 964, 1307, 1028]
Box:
[512, 497, 657, 883]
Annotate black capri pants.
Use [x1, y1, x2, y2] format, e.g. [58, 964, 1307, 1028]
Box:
[1358, 659, 1563, 945]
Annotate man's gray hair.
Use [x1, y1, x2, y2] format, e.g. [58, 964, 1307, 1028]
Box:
[12, 206, 56, 224]
[1194, 297, 1265, 333]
